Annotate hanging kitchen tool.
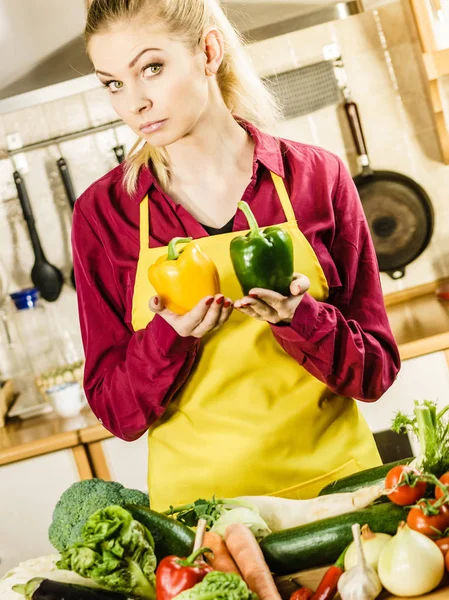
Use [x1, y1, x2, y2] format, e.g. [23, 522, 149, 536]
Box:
[334, 58, 434, 280]
[56, 151, 77, 288]
[13, 166, 64, 301]
[112, 127, 125, 164]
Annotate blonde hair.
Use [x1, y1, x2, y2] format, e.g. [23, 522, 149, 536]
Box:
[85, 0, 280, 194]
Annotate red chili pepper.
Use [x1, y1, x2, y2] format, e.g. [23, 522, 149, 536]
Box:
[311, 547, 347, 600]
[290, 587, 314, 600]
[156, 546, 213, 600]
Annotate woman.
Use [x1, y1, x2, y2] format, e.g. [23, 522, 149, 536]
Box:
[74, 0, 400, 511]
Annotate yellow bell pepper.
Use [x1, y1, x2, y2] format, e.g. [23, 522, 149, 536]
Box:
[148, 237, 221, 315]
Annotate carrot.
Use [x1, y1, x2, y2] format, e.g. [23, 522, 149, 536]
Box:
[203, 531, 242, 576]
[225, 523, 282, 600]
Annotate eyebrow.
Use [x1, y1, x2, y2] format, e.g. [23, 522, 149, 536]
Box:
[96, 47, 163, 77]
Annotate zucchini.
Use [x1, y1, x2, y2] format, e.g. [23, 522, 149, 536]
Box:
[260, 502, 407, 575]
[126, 504, 195, 561]
[318, 458, 414, 497]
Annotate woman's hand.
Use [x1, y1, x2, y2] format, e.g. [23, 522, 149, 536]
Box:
[149, 294, 233, 338]
[234, 273, 311, 324]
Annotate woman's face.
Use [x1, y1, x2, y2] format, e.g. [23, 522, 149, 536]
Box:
[89, 20, 211, 147]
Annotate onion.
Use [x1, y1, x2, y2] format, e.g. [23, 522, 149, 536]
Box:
[378, 522, 445, 597]
[344, 525, 391, 572]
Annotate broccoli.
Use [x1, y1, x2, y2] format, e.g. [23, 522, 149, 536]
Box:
[49, 479, 149, 553]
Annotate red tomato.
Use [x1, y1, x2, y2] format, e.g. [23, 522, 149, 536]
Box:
[446, 549, 449, 573]
[435, 472, 449, 501]
[385, 465, 427, 506]
[436, 537, 449, 557]
[407, 500, 449, 538]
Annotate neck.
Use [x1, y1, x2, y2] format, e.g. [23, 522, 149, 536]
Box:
[166, 95, 254, 184]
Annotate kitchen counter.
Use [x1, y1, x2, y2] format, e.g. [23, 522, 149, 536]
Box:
[0, 283, 448, 468]
[276, 566, 449, 599]
[385, 287, 449, 360]
[0, 407, 112, 466]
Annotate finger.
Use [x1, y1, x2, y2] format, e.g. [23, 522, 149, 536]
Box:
[235, 304, 261, 320]
[245, 298, 279, 322]
[149, 296, 165, 313]
[180, 296, 216, 331]
[290, 273, 311, 297]
[191, 295, 225, 337]
[212, 298, 234, 330]
[246, 288, 286, 304]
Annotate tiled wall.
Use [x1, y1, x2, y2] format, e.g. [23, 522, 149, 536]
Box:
[246, 0, 449, 296]
[0, 0, 448, 362]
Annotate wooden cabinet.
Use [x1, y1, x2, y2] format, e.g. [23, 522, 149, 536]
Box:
[357, 349, 449, 454]
[0, 446, 91, 577]
[409, 0, 449, 162]
[411, 0, 449, 53]
[87, 435, 149, 493]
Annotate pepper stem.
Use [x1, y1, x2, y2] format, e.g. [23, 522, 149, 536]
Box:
[238, 201, 261, 237]
[167, 237, 193, 261]
[176, 547, 212, 568]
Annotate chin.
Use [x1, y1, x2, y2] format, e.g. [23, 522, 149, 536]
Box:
[141, 131, 175, 148]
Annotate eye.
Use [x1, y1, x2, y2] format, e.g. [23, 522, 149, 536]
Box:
[143, 63, 163, 78]
[103, 80, 124, 93]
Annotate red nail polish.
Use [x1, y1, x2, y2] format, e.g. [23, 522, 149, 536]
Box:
[249, 294, 258, 299]
[224, 300, 231, 308]
[206, 297, 214, 306]
[216, 296, 224, 305]
[154, 297, 159, 306]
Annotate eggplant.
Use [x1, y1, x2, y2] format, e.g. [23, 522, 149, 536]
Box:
[12, 577, 127, 600]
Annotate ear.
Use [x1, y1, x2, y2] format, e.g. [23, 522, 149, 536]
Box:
[202, 28, 225, 76]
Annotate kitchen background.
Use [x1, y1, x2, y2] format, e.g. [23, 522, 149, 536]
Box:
[0, 0, 448, 331]
[1, 0, 449, 577]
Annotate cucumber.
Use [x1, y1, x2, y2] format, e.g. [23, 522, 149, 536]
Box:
[126, 505, 195, 561]
[260, 502, 407, 575]
[318, 457, 414, 497]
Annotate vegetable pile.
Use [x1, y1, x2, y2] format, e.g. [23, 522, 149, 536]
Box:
[13, 399, 449, 600]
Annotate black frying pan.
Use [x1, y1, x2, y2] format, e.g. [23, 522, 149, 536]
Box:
[344, 100, 434, 280]
[13, 170, 64, 302]
[56, 156, 77, 288]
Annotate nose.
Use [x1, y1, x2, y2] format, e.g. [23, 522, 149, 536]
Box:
[127, 81, 152, 115]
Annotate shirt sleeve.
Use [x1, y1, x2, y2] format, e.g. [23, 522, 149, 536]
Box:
[271, 158, 401, 401]
[72, 203, 200, 441]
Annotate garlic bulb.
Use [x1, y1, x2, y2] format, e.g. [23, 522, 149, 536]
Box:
[338, 523, 382, 600]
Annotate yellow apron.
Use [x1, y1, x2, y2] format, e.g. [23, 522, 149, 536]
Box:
[132, 172, 381, 511]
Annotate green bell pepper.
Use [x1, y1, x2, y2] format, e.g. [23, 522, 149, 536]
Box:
[230, 201, 294, 296]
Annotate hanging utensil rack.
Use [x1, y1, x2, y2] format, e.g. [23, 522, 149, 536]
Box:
[0, 118, 124, 159]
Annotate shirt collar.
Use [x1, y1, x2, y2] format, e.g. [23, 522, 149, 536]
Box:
[131, 117, 285, 203]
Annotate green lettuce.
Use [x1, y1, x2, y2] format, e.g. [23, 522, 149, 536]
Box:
[57, 505, 156, 599]
[173, 571, 257, 600]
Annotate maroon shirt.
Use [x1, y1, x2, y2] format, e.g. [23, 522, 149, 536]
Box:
[72, 121, 400, 442]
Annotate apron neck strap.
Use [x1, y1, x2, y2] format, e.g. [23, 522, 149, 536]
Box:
[270, 172, 296, 222]
[139, 171, 295, 248]
[140, 196, 150, 249]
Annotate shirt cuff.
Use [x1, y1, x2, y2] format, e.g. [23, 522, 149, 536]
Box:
[148, 314, 199, 355]
[270, 293, 321, 342]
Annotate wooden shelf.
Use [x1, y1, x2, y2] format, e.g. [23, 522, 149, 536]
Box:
[409, 0, 449, 163]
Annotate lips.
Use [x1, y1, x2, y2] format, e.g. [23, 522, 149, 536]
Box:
[139, 119, 167, 134]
